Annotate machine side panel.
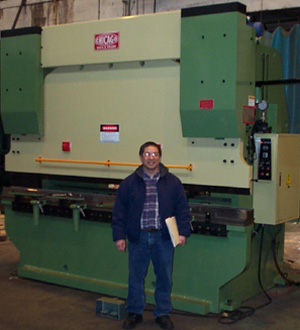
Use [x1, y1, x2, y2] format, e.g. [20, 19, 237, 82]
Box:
[180, 11, 256, 138]
[1, 31, 44, 134]
[276, 135, 300, 222]
[41, 11, 180, 68]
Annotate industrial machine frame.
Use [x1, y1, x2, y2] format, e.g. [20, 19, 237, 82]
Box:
[1, 2, 299, 315]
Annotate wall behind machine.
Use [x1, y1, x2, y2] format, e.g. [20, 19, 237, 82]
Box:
[0, 0, 300, 30]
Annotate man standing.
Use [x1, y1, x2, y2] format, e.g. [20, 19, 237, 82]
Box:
[112, 141, 191, 330]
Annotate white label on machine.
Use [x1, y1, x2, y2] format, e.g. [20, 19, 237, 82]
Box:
[248, 95, 255, 107]
[100, 124, 120, 143]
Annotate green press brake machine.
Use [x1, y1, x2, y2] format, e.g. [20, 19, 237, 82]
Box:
[1, 2, 299, 315]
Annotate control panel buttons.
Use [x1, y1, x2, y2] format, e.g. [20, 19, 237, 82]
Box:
[258, 138, 272, 180]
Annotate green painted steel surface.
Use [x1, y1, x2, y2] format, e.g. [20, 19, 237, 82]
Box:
[4, 206, 129, 299]
[1, 30, 44, 134]
[219, 224, 285, 311]
[180, 11, 256, 139]
[4, 203, 282, 315]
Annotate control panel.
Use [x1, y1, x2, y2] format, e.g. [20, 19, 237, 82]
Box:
[253, 134, 300, 225]
[257, 138, 272, 180]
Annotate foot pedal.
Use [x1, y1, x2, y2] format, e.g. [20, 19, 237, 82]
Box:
[95, 296, 125, 320]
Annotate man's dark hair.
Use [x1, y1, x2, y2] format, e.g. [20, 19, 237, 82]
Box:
[139, 141, 162, 157]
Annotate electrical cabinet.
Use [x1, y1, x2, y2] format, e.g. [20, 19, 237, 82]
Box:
[253, 134, 300, 225]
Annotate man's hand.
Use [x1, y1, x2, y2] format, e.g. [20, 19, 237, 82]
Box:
[178, 235, 186, 246]
[115, 239, 126, 252]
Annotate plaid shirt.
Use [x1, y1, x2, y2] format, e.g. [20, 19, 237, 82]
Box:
[140, 171, 161, 230]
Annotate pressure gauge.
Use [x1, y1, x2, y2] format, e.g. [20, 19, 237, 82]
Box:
[257, 100, 268, 111]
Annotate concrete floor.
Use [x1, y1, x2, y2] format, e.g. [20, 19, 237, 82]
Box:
[0, 222, 300, 330]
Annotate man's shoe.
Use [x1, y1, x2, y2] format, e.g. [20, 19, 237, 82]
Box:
[155, 315, 174, 329]
[123, 313, 143, 329]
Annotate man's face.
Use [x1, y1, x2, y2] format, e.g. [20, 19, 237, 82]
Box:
[139, 145, 161, 174]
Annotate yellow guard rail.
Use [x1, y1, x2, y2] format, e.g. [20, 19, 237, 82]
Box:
[34, 157, 193, 171]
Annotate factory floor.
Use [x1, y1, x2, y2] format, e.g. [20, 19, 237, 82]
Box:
[0, 220, 300, 330]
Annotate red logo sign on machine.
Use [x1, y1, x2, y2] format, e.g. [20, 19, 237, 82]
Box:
[94, 32, 119, 51]
[199, 99, 214, 109]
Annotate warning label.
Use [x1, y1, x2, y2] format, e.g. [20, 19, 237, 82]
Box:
[100, 124, 120, 143]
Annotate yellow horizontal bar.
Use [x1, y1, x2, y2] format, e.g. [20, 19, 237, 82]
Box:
[34, 157, 193, 171]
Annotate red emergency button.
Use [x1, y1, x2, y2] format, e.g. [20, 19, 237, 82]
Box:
[62, 141, 71, 152]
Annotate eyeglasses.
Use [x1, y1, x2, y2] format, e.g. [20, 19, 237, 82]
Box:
[143, 152, 160, 158]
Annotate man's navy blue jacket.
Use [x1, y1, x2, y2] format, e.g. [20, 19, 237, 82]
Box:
[112, 163, 191, 243]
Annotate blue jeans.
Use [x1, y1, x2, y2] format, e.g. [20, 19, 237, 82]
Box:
[127, 230, 174, 318]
